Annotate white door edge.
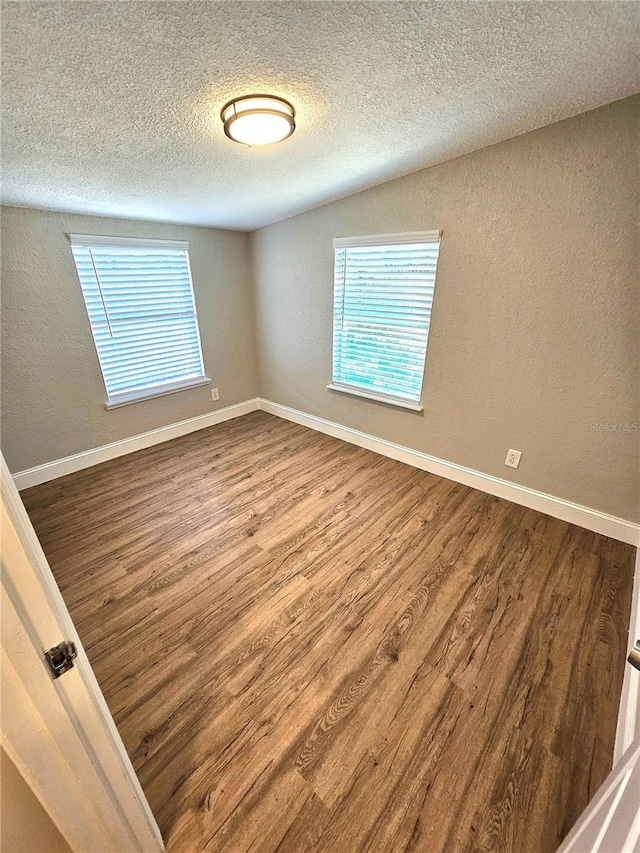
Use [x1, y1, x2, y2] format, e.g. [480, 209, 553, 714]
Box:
[1, 454, 163, 852]
[557, 735, 640, 852]
[615, 546, 640, 763]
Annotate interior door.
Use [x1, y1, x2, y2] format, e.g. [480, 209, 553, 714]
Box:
[557, 734, 640, 851]
[1, 455, 163, 852]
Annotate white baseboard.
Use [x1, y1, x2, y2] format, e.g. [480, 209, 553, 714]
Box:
[12, 398, 260, 490]
[259, 398, 640, 546]
[12, 394, 639, 546]
[615, 547, 640, 761]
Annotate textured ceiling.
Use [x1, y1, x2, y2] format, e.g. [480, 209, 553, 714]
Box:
[1, 1, 638, 230]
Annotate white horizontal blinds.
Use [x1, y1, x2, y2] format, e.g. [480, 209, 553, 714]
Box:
[69, 236, 205, 404]
[332, 232, 441, 403]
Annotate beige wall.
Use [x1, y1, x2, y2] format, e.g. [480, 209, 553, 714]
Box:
[251, 97, 639, 522]
[1, 206, 258, 472]
[1, 748, 70, 853]
[1, 100, 637, 521]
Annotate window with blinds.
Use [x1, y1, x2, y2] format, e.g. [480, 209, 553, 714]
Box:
[69, 235, 207, 408]
[330, 231, 441, 409]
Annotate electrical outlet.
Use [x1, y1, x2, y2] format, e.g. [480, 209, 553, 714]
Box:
[505, 449, 522, 469]
[211, 388, 219, 402]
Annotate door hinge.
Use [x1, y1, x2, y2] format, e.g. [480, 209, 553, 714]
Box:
[44, 640, 77, 679]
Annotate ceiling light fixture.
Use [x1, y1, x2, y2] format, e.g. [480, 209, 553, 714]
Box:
[220, 94, 295, 146]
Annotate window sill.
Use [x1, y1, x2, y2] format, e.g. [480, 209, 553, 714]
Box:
[326, 383, 423, 412]
[104, 377, 211, 410]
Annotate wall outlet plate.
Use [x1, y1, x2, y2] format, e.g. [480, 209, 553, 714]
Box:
[211, 388, 219, 401]
[505, 449, 522, 469]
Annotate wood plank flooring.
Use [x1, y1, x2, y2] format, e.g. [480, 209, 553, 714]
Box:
[21, 411, 635, 853]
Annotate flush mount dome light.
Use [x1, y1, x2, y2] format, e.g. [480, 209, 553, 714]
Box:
[220, 94, 295, 146]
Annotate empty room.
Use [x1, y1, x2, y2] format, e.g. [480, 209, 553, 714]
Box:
[1, 2, 639, 852]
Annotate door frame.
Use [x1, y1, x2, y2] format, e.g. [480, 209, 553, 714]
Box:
[557, 734, 640, 852]
[1, 455, 163, 852]
[614, 546, 640, 763]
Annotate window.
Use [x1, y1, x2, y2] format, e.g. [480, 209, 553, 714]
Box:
[329, 231, 441, 410]
[69, 235, 208, 408]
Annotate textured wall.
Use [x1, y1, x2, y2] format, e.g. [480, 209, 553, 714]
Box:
[252, 97, 639, 522]
[1, 749, 71, 853]
[1, 206, 258, 471]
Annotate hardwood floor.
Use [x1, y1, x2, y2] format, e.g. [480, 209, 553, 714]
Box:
[21, 411, 635, 853]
